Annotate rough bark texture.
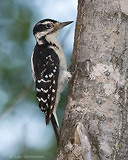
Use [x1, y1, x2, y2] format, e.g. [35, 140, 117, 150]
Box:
[57, 0, 128, 159]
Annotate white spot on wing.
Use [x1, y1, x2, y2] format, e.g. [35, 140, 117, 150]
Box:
[41, 98, 47, 103]
[52, 89, 55, 93]
[49, 73, 54, 78]
[49, 74, 52, 78]
[41, 106, 45, 111]
[37, 97, 47, 103]
[36, 88, 41, 92]
[38, 79, 51, 83]
[51, 97, 54, 101]
[42, 88, 48, 93]
[45, 75, 48, 78]
[36, 88, 48, 93]
[53, 69, 56, 73]
[48, 94, 50, 99]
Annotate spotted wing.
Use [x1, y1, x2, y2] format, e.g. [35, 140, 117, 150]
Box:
[32, 45, 59, 124]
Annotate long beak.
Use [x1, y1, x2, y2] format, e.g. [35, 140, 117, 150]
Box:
[54, 21, 73, 30]
[60, 21, 73, 28]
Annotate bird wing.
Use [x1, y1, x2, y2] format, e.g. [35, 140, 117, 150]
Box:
[32, 45, 59, 124]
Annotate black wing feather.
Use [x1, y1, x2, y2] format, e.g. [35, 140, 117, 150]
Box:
[32, 44, 59, 124]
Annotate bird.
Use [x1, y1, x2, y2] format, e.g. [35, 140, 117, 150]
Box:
[31, 19, 73, 145]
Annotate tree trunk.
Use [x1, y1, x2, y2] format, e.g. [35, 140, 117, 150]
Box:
[57, 0, 128, 159]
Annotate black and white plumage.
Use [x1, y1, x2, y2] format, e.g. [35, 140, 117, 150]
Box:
[31, 19, 73, 144]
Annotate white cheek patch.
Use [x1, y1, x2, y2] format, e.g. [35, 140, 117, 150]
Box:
[35, 32, 44, 45]
[35, 32, 45, 40]
[35, 28, 54, 45]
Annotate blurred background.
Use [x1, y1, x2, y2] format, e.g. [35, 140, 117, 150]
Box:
[0, 0, 77, 159]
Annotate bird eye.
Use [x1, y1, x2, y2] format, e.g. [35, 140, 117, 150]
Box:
[46, 23, 53, 29]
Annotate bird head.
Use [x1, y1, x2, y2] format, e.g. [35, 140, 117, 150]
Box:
[33, 19, 73, 44]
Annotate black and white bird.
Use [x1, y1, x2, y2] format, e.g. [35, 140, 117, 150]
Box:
[31, 19, 73, 145]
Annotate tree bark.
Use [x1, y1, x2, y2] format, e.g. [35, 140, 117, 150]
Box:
[57, 0, 128, 159]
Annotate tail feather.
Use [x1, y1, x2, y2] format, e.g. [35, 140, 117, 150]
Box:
[51, 114, 60, 147]
[45, 114, 51, 125]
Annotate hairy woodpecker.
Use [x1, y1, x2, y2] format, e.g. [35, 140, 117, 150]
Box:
[31, 19, 73, 145]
